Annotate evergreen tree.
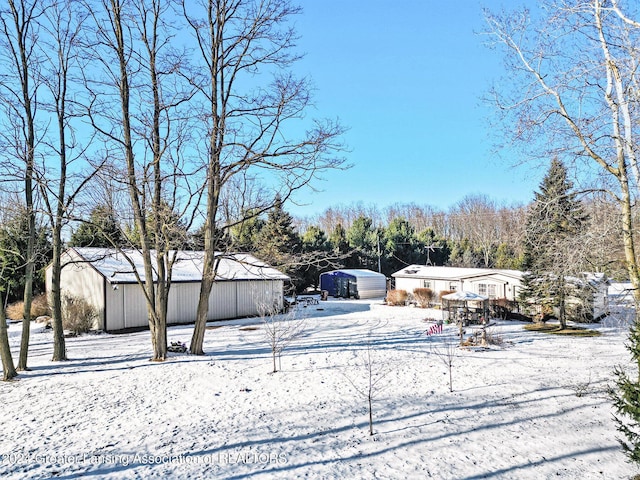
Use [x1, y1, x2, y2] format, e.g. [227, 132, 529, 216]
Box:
[611, 321, 640, 465]
[228, 209, 265, 252]
[328, 223, 349, 255]
[346, 215, 378, 271]
[381, 217, 424, 275]
[520, 159, 588, 326]
[69, 205, 126, 248]
[0, 210, 52, 303]
[300, 226, 330, 290]
[254, 197, 303, 290]
[416, 228, 449, 266]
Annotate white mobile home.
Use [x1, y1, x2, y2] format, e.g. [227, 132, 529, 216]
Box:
[392, 265, 523, 301]
[46, 247, 289, 332]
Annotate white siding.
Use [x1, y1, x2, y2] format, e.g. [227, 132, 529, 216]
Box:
[395, 277, 457, 297]
[123, 284, 149, 329]
[236, 280, 284, 316]
[48, 249, 287, 331]
[105, 284, 124, 331]
[48, 250, 106, 330]
[208, 281, 238, 319]
[169, 283, 200, 324]
[354, 275, 386, 299]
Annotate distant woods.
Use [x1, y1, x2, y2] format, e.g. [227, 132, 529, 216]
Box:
[0, 189, 626, 301]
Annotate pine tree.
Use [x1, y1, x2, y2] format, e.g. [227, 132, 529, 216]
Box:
[254, 197, 302, 289]
[520, 159, 588, 327]
[69, 205, 126, 249]
[611, 321, 640, 464]
[0, 209, 52, 303]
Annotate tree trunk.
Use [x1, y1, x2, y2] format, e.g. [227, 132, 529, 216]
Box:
[17, 229, 34, 371]
[50, 236, 67, 361]
[0, 294, 16, 380]
[368, 394, 374, 436]
[191, 252, 216, 355]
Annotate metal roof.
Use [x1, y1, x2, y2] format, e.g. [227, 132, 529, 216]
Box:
[69, 247, 290, 284]
[391, 265, 523, 281]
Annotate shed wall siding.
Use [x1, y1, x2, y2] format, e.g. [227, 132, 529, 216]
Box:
[53, 250, 106, 329]
[106, 285, 124, 331]
[49, 250, 287, 332]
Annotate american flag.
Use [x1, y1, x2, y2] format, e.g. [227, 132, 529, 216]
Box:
[425, 323, 443, 335]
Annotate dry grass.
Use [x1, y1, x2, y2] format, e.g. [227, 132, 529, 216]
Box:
[62, 294, 98, 335]
[523, 323, 601, 337]
[386, 289, 408, 306]
[413, 288, 434, 308]
[6, 293, 50, 320]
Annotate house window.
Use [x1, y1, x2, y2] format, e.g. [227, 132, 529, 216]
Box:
[488, 284, 497, 299]
[423, 280, 431, 289]
[478, 283, 487, 296]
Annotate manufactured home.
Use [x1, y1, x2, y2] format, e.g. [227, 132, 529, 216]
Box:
[45, 247, 289, 332]
[392, 265, 523, 301]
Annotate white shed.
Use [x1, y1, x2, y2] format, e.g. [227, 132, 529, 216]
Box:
[46, 247, 290, 332]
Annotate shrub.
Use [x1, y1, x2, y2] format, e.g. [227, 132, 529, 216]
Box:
[386, 289, 408, 306]
[413, 288, 434, 308]
[31, 294, 51, 317]
[6, 302, 24, 321]
[5, 293, 51, 320]
[62, 294, 98, 335]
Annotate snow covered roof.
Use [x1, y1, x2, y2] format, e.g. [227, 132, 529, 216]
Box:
[391, 265, 523, 281]
[441, 290, 488, 301]
[322, 269, 386, 278]
[68, 247, 290, 284]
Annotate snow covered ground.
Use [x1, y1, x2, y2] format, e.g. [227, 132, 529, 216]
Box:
[0, 298, 637, 479]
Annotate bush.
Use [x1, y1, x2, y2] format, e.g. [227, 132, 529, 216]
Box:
[5, 293, 51, 320]
[386, 289, 408, 306]
[413, 288, 434, 308]
[31, 294, 50, 317]
[62, 294, 98, 335]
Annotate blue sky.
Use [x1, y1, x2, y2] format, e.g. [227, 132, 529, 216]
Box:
[286, 0, 540, 218]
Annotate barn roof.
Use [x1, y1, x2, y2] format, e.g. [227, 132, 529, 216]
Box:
[68, 247, 290, 284]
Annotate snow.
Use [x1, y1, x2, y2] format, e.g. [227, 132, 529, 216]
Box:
[0, 299, 637, 479]
[69, 247, 290, 284]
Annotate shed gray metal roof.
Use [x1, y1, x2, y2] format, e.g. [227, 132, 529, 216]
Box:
[69, 247, 290, 284]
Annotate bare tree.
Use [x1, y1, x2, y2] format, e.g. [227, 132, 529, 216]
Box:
[259, 300, 305, 373]
[484, 1, 640, 307]
[0, 265, 17, 380]
[450, 194, 501, 267]
[430, 333, 458, 392]
[37, 0, 100, 361]
[343, 342, 395, 436]
[0, 0, 48, 371]
[84, 0, 194, 361]
[183, 0, 346, 355]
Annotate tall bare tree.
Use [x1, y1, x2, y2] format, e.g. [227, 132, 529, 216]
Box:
[0, 263, 17, 380]
[182, 0, 345, 355]
[484, 0, 640, 306]
[84, 0, 194, 361]
[37, 0, 99, 361]
[0, 0, 47, 371]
